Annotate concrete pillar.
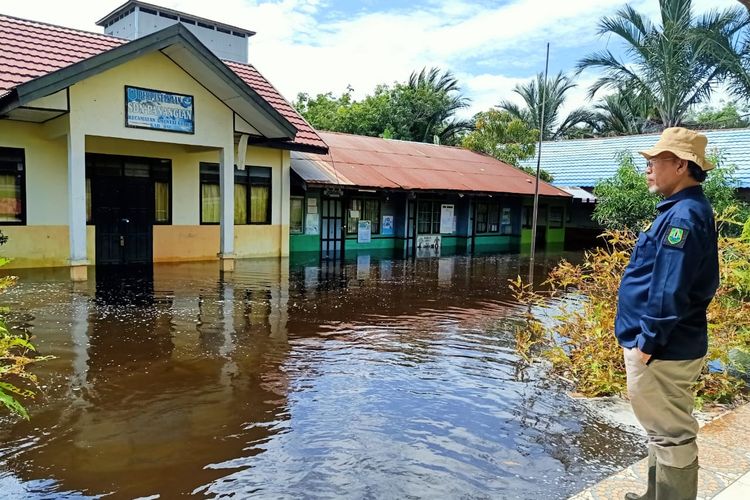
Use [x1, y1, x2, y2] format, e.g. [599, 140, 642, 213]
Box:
[67, 129, 88, 281]
[218, 145, 235, 272]
[280, 150, 291, 257]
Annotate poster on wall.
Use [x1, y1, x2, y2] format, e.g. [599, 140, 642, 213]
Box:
[416, 234, 441, 258]
[381, 215, 394, 236]
[440, 204, 454, 234]
[125, 86, 194, 133]
[358, 220, 372, 243]
[305, 213, 319, 235]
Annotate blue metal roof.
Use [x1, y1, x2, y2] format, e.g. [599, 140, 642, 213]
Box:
[519, 128, 750, 188]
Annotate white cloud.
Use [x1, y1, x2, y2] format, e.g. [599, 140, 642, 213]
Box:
[3, 0, 743, 117]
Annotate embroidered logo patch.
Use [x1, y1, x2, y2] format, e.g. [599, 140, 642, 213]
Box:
[664, 226, 688, 248]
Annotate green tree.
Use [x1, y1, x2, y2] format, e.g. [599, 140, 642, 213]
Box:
[499, 71, 594, 140]
[293, 68, 471, 145]
[461, 110, 553, 181]
[401, 67, 473, 144]
[686, 101, 750, 129]
[593, 87, 658, 136]
[694, 7, 750, 102]
[293, 89, 355, 132]
[578, 0, 750, 128]
[592, 152, 658, 231]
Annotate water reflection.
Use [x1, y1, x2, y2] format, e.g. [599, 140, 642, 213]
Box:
[0, 253, 639, 499]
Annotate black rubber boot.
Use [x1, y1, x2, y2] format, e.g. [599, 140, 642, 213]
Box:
[624, 448, 656, 500]
[655, 458, 699, 500]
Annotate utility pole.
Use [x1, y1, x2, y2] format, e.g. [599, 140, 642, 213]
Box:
[528, 42, 550, 286]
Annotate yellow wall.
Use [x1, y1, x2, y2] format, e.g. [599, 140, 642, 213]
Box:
[70, 52, 234, 148]
[0, 226, 95, 269]
[0, 120, 69, 225]
[0, 51, 292, 268]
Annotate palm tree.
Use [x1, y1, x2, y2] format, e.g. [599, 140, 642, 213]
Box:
[694, 8, 750, 101]
[593, 87, 658, 136]
[405, 67, 472, 144]
[499, 71, 594, 140]
[578, 0, 750, 128]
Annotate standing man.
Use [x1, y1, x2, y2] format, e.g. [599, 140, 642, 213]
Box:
[616, 127, 720, 500]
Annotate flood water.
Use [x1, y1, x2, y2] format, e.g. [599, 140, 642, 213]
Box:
[0, 253, 641, 499]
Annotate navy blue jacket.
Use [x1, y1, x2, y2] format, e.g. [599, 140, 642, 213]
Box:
[615, 185, 719, 360]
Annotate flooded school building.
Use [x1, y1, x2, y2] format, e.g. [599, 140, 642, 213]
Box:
[0, 1, 571, 280]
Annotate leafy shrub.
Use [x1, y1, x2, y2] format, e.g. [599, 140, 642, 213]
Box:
[512, 211, 750, 405]
[0, 233, 51, 419]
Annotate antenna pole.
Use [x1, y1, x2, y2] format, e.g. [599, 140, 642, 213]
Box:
[528, 42, 550, 286]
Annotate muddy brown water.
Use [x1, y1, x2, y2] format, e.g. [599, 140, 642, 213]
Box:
[0, 254, 641, 499]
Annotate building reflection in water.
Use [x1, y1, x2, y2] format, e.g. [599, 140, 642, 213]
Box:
[0, 260, 292, 498]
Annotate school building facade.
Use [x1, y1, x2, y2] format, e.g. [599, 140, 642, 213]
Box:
[1, 2, 570, 280]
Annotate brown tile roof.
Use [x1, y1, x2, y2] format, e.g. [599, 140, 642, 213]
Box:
[0, 13, 326, 152]
[292, 131, 571, 197]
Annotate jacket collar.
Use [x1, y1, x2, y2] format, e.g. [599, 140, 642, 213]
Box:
[657, 185, 704, 212]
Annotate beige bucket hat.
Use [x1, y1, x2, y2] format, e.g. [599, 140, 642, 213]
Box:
[639, 127, 714, 171]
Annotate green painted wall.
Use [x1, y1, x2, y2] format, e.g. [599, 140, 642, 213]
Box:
[547, 227, 565, 244]
[345, 236, 398, 251]
[473, 235, 515, 253]
[290, 234, 319, 253]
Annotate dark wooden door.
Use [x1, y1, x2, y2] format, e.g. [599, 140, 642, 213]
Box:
[90, 157, 154, 266]
[320, 197, 343, 260]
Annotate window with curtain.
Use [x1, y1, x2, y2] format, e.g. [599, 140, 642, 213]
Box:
[290, 197, 304, 234]
[152, 162, 171, 224]
[201, 164, 272, 225]
[155, 182, 170, 223]
[0, 148, 25, 224]
[86, 178, 92, 223]
[347, 199, 362, 234]
[347, 198, 381, 235]
[200, 163, 220, 224]
[248, 166, 272, 224]
[363, 199, 380, 234]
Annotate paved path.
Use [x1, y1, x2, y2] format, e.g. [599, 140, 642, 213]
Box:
[570, 403, 750, 499]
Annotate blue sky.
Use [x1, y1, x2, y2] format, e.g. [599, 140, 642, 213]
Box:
[5, 0, 739, 117]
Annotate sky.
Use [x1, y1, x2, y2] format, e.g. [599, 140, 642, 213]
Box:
[3, 0, 741, 118]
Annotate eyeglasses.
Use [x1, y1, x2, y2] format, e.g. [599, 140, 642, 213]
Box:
[645, 157, 679, 170]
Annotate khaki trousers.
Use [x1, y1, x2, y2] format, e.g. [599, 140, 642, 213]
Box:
[623, 347, 705, 468]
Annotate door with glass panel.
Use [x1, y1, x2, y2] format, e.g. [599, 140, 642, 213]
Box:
[87, 155, 170, 266]
[320, 197, 343, 260]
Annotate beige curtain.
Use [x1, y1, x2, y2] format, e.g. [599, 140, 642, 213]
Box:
[155, 182, 169, 222]
[86, 178, 92, 222]
[234, 184, 247, 224]
[290, 197, 304, 233]
[0, 174, 20, 222]
[250, 185, 269, 223]
[201, 183, 220, 223]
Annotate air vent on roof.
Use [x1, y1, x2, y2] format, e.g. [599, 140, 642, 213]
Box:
[98, 3, 251, 63]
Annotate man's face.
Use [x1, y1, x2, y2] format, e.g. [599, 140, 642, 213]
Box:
[645, 152, 683, 196]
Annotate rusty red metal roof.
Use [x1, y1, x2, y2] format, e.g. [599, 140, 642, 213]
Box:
[292, 132, 571, 197]
[0, 13, 326, 152]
